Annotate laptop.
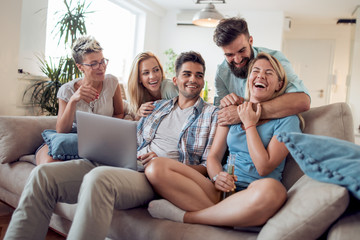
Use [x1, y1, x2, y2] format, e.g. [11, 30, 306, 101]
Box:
[76, 111, 138, 170]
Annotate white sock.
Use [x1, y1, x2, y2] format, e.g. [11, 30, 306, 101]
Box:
[148, 199, 185, 223]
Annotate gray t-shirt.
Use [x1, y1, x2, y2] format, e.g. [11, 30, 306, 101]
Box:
[137, 103, 193, 159]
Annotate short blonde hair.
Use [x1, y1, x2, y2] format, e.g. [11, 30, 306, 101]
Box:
[245, 52, 288, 100]
[127, 51, 165, 115]
[72, 35, 102, 64]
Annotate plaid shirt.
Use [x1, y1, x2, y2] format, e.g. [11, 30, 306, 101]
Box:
[137, 97, 218, 166]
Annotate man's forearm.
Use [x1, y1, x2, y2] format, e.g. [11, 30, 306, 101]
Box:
[260, 92, 310, 119]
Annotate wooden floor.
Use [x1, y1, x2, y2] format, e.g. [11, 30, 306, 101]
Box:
[0, 201, 65, 240]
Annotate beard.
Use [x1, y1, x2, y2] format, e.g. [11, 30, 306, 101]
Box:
[228, 48, 255, 79]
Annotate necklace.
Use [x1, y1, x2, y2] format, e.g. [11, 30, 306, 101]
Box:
[89, 98, 98, 112]
[88, 82, 102, 112]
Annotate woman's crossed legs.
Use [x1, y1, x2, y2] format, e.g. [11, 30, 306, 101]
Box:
[145, 158, 287, 227]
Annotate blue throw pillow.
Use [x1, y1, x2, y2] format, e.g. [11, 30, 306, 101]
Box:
[41, 129, 80, 160]
[277, 132, 360, 200]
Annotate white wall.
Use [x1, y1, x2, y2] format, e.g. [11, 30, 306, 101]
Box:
[0, 0, 23, 116]
[142, 13, 163, 53]
[0, 0, 48, 116]
[18, 0, 48, 76]
[112, 0, 165, 58]
[242, 11, 284, 51]
[348, 7, 360, 133]
[157, 10, 222, 101]
[283, 22, 353, 105]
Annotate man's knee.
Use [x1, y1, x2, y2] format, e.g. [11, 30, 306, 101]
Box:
[31, 164, 55, 185]
[82, 167, 113, 193]
[24, 164, 60, 200]
[82, 167, 147, 194]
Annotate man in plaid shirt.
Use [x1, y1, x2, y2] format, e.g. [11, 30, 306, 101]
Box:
[137, 94, 218, 167]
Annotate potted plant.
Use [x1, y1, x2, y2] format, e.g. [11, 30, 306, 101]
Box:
[24, 0, 92, 115]
[24, 57, 66, 115]
[164, 48, 178, 79]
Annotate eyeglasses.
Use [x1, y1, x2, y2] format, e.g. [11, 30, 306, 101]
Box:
[81, 58, 109, 70]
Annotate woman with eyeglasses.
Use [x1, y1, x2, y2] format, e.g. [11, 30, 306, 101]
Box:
[127, 51, 178, 120]
[36, 35, 124, 165]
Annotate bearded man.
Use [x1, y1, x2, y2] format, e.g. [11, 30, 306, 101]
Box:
[213, 17, 311, 125]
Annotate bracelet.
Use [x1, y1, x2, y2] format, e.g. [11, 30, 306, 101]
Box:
[211, 174, 218, 183]
[244, 124, 256, 131]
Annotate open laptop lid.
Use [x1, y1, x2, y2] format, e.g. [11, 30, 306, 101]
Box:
[76, 111, 137, 170]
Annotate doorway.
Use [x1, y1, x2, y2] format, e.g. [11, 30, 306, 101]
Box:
[283, 39, 335, 107]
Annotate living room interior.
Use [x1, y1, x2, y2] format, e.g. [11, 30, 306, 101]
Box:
[1, 0, 360, 239]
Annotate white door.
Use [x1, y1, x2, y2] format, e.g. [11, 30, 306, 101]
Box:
[283, 39, 335, 107]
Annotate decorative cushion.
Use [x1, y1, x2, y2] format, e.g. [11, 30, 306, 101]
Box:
[41, 130, 80, 160]
[258, 175, 349, 240]
[277, 132, 360, 199]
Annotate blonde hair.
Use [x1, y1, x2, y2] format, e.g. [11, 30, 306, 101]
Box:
[245, 52, 304, 129]
[127, 51, 165, 115]
[245, 52, 287, 101]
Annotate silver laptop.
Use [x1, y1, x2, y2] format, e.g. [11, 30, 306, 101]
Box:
[76, 111, 137, 170]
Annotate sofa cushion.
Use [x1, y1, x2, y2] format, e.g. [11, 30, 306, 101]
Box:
[257, 175, 349, 240]
[277, 132, 360, 199]
[328, 210, 360, 240]
[19, 155, 36, 165]
[0, 116, 57, 164]
[300, 102, 354, 142]
[108, 207, 258, 240]
[42, 130, 80, 160]
[0, 161, 35, 196]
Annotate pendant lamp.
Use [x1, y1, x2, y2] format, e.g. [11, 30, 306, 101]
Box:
[192, 1, 225, 27]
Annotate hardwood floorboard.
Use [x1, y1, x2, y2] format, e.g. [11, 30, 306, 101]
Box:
[0, 201, 65, 240]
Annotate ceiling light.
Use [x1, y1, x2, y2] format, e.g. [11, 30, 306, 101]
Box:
[192, 0, 225, 28]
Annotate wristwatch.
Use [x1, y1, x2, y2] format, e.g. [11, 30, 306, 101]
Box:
[211, 174, 218, 183]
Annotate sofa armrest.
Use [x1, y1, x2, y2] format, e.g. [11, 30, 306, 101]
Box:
[0, 116, 57, 164]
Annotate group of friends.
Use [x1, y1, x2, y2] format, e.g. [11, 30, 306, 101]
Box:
[4, 17, 310, 240]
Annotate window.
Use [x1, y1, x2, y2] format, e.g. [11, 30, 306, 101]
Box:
[45, 0, 137, 82]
